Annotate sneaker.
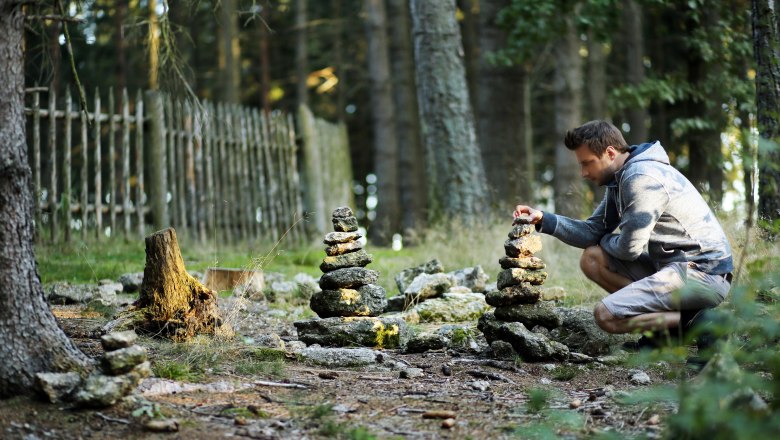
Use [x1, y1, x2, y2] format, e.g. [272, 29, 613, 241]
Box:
[622, 330, 671, 352]
[681, 308, 724, 371]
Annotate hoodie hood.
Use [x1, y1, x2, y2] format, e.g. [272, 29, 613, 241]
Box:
[615, 141, 668, 181]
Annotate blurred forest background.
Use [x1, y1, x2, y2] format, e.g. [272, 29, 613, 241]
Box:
[21, 0, 776, 246]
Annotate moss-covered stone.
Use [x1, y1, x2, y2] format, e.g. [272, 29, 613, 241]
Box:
[309, 284, 387, 318]
[496, 268, 548, 289]
[319, 250, 373, 272]
[323, 231, 362, 245]
[485, 283, 542, 306]
[498, 256, 546, 270]
[332, 216, 359, 232]
[318, 267, 379, 289]
[477, 312, 568, 361]
[325, 240, 363, 256]
[294, 316, 410, 348]
[507, 224, 534, 239]
[503, 235, 543, 258]
[493, 301, 562, 329]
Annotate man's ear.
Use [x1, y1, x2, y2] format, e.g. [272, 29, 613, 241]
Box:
[606, 146, 616, 160]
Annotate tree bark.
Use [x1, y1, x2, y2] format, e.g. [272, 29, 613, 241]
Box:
[476, 0, 527, 208]
[218, 0, 241, 103]
[387, 0, 427, 241]
[410, 0, 489, 223]
[458, 0, 480, 111]
[753, 0, 780, 225]
[364, 0, 400, 245]
[553, 16, 586, 218]
[295, 0, 308, 108]
[623, 0, 648, 144]
[0, 1, 92, 397]
[148, 0, 160, 90]
[135, 228, 228, 342]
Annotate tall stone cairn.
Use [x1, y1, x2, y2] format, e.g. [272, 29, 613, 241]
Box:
[478, 220, 569, 361]
[295, 207, 409, 348]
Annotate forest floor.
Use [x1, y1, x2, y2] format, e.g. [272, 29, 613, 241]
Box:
[0, 299, 685, 440]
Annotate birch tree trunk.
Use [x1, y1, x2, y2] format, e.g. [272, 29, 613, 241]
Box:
[410, 0, 489, 223]
[0, 1, 92, 397]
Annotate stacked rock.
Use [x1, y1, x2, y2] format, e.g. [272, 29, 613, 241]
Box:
[295, 207, 409, 348]
[478, 221, 569, 361]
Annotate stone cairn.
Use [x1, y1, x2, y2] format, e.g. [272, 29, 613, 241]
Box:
[477, 220, 570, 361]
[294, 207, 410, 348]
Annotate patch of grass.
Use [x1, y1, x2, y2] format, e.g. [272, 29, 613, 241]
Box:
[234, 358, 286, 377]
[525, 387, 551, 414]
[550, 364, 579, 381]
[82, 300, 116, 318]
[220, 406, 269, 419]
[152, 360, 204, 382]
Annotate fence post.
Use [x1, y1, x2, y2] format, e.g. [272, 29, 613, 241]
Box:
[145, 90, 168, 231]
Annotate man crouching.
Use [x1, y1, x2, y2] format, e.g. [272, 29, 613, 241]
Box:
[514, 120, 733, 349]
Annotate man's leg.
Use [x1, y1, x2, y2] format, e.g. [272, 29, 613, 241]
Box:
[579, 246, 634, 293]
[593, 303, 680, 334]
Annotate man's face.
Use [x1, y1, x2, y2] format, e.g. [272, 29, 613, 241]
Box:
[574, 144, 618, 186]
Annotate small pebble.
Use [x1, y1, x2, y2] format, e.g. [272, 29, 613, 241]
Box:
[647, 414, 661, 425]
[441, 418, 456, 429]
[441, 364, 452, 376]
[569, 399, 582, 409]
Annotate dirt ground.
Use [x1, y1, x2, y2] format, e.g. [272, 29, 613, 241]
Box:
[0, 301, 680, 440]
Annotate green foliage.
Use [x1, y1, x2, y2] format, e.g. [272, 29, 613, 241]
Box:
[82, 299, 116, 318]
[131, 400, 165, 419]
[152, 360, 204, 382]
[550, 364, 579, 381]
[526, 387, 551, 414]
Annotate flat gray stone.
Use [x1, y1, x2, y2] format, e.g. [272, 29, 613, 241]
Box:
[332, 216, 359, 232]
[485, 283, 542, 306]
[494, 301, 562, 329]
[332, 206, 354, 218]
[448, 265, 489, 293]
[490, 340, 517, 360]
[117, 272, 144, 293]
[299, 346, 382, 367]
[325, 240, 364, 256]
[497, 268, 547, 289]
[320, 250, 373, 272]
[74, 362, 151, 407]
[403, 273, 453, 302]
[46, 282, 96, 304]
[318, 267, 378, 289]
[101, 330, 138, 352]
[507, 224, 535, 239]
[499, 256, 546, 270]
[294, 316, 410, 348]
[309, 284, 387, 318]
[405, 333, 449, 353]
[407, 292, 490, 323]
[478, 312, 569, 362]
[101, 345, 148, 375]
[550, 307, 637, 356]
[35, 372, 82, 403]
[324, 231, 362, 244]
[394, 259, 444, 294]
[384, 295, 408, 313]
[503, 235, 543, 258]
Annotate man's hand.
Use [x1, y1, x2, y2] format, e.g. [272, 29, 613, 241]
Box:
[513, 205, 543, 225]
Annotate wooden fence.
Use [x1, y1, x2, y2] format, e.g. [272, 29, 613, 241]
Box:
[23, 86, 349, 245]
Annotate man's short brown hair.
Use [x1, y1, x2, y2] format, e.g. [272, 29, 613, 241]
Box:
[564, 120, 629, 156]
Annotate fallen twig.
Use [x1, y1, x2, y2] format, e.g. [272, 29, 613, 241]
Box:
[357, 375, 395, 381]
[254, 380, 307, 389]
[95, 412, 130, 425]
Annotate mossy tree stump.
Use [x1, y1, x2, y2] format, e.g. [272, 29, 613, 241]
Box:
[134, 228, 230, 342]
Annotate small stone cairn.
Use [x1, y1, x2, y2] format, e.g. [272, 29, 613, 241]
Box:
[478, 219, 569, 361]
[294, 207, 409, 348]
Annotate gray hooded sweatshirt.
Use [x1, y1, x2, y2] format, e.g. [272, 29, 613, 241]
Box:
[537, 141, 733, 275]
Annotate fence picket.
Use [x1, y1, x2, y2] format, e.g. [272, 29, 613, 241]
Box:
[94, 88, 102, 240]
[121, 89, 131, 237]
[108, 88, 117, 236]
[63, 89, 72, 243]
[80, 96, 89, 240]
[32, 90, 42, 238]
[135, 90, 145, 236]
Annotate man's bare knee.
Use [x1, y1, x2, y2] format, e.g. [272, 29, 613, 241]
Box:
[580, 246, 604, 280]
[594, 303, 620, 333]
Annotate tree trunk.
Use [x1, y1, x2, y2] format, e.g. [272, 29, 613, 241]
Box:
[259, 5, 271, 115]
[623, 0, 649, 144]
[753, 0, 780, 225]
[148, 0, 160, 90]
[410, 0, 489, 223]
[135, 228, 229, 342]
[387, 0, 427, 241]
[553, 16, 586, 218]
[0, 1, 92, 397]
[585, 32, 607, 121]
[458, 0, 480, 111]
[295, 0, 308, 108]
[476, 0, 527, 208]
[115, 1, 128, 92]
[218, 0, 240, 103]
[364, 0, 400, 245]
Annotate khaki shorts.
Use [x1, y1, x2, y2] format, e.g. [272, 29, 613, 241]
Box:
[600, 255, 731, 319]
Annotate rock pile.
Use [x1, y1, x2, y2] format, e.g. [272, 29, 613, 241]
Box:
[36, 330, 151, 407]
[294, 207, 409, 348]
[478, 222, 569, 361]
